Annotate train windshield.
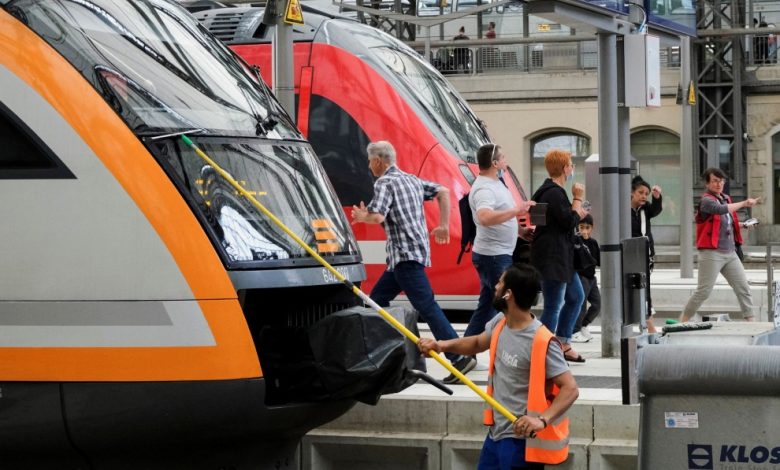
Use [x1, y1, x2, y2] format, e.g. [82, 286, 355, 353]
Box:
[151, 137, 358, 267]
[6, 0, 297, 138]
[9, 0, 360, 267]
[372, 45, 489, 162]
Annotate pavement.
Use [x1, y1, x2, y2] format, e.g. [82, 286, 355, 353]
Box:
[397, 323, 624, 403]
[394, 263, 780, 403]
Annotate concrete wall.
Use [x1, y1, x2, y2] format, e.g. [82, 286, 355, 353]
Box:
[746, 90, 780, 243]
[447, 65, 780, 243]
[302, 397, 640, 470]
[447, 69, 682, 193]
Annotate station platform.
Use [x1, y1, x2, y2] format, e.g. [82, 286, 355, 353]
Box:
[301, 266, 779, 470]
[303, 323, 634, 470]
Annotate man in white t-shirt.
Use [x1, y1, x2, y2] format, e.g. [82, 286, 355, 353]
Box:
[466, 143, 534, 339]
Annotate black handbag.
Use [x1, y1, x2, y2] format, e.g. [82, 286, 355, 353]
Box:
[573, 235, 596, 271]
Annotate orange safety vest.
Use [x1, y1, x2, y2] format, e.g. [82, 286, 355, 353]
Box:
[483, 317, 570, 465]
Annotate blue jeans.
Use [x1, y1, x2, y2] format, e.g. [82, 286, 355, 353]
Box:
[540, 273, 584, 341]
[465, 252, 514, 337]
[370, 261, 460, 362]
[478, 435, 545, 470]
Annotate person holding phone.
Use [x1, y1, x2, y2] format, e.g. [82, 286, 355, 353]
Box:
[530, 149, 589, 363]
[466, 144, 535, 342]
[681, 168, 761, 322]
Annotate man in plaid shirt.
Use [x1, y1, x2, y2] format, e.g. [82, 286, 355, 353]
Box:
[352, 141, 476, 383]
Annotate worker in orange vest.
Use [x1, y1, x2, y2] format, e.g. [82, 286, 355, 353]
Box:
[419, 264, 579, 469]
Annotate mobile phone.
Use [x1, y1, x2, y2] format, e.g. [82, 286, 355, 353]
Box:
[529, 203, 547, 226]
[742, 218, 759, 228]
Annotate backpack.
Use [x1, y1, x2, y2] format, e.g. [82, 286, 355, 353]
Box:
[457, 192, 476, 264]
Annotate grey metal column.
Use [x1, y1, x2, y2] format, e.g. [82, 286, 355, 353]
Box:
[598, 32, 621, 357]
[617, 37, 632, 242]
[272, 1, 296, 121]
[680, 36, 694, 278]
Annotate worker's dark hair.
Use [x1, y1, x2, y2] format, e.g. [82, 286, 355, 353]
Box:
[477, 143, 500, 170]
[501, 264, 541, 310]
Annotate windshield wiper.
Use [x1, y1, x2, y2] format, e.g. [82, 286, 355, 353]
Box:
[143, 128, 206, 142]
[248, 64, 292, 135]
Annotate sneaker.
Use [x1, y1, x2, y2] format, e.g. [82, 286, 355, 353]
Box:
[571, 331, 591, 343]
[580, 325, 593, 341]
[442, 356, 477, 385]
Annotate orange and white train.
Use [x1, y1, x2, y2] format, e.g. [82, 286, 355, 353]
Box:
[0, 0, 371, 467]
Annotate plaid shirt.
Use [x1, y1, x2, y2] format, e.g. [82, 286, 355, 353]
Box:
[367, 166, 441, 270]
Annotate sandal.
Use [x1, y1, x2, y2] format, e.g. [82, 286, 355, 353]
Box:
[562, 346, 586, 363]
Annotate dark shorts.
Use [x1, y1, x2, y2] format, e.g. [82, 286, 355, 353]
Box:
[478, 435, 545, 470]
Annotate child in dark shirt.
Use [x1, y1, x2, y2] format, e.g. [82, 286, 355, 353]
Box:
[572, 215, 600, 343]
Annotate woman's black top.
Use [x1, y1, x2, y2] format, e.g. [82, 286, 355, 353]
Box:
[530, 178, 581, 282]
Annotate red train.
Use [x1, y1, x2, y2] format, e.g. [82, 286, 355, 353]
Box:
[196, 5, 530, 311]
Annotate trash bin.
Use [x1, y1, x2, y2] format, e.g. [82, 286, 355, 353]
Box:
[637, 344, 780, 469]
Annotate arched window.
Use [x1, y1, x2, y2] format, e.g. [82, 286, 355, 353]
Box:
[631, 129, 681, 225]
[530, 132, 590, 191]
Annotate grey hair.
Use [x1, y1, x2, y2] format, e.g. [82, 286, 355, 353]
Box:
[366, 141, 397, 165]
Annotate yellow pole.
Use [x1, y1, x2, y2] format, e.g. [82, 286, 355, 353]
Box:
[181, 135, 518, 424]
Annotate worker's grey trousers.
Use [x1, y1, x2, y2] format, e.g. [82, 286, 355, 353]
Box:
[682, 249, 755, 319]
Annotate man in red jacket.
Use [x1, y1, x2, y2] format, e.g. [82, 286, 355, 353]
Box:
[681, 168, 760, 322]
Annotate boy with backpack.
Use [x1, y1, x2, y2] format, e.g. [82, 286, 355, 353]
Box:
[572, 214, 600, 343]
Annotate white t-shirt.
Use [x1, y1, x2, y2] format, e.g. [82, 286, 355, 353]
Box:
[469, 175, 518, 256]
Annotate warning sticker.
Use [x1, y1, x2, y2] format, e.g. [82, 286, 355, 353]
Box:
[284, 0, 304, 25]
[665, 411, 699, 429]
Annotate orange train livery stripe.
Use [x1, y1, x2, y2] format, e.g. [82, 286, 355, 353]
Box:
[0, 10, 260, 381]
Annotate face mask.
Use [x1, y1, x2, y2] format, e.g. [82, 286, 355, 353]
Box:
[566, 168, 575, 182]
[497, 168, 505, 179]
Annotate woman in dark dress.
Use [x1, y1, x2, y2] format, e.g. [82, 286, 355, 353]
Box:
[531, 149, 589, 362]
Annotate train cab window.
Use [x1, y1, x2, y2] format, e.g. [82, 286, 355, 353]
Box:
[0, 104, 74, 179]
[307, 95, 374, 206]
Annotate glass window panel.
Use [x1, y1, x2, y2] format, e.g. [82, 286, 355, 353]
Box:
[307, 95, 374, 206]
[0, 109, 54, 170]
[0, 104, 74, 179]
[530, 132, 590, 192]
[631, 129, 681, 225]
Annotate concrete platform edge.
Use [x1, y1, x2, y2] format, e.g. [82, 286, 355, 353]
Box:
[302, 397, 639, 470]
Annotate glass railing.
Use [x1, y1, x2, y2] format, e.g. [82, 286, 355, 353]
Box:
[417, 39, 681, 75]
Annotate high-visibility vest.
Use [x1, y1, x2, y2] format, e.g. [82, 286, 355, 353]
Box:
[483, 317, 570, 464]
[695, 192, 743, 249]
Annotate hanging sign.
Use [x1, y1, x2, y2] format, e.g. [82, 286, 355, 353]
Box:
[688, 80, 696, 105]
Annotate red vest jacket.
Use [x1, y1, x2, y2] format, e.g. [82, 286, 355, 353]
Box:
[695, 192, 743, 249]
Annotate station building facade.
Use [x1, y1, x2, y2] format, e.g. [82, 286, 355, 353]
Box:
[448, 65, 780, 245]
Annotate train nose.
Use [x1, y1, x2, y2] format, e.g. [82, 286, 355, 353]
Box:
[258, 305, 424, 406]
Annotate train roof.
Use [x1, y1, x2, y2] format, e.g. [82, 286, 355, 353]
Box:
[192, 2, 357, 43]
